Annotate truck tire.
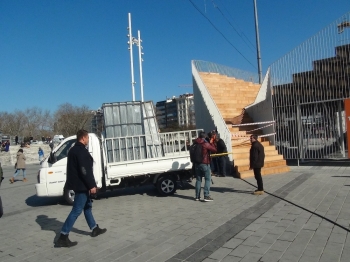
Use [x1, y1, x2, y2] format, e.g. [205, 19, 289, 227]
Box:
[64, 189, 75, 205]
[157, 175, 177, 196]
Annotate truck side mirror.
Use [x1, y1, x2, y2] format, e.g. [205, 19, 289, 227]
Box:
[48, 151, 57, 164]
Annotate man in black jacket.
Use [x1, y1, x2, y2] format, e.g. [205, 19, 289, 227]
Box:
[215, 134, 228, 177]
[55, 130, 106, 248]
[249, 134, 265, 195]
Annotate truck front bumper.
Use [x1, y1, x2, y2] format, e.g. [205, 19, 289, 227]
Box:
[35, 183, 48, 197]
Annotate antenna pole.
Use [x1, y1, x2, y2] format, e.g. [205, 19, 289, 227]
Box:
[128, 13, 136, 101]
[253, 0, 262, 84]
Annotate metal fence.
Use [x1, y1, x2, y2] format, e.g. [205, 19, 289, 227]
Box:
[270, 11, 350, 159]
[103, 129, 202, 163]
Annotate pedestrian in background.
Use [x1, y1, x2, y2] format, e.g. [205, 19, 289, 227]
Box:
[55, 129, 106, 248]
[49, 141, 54, 151]
[249, 134, 265, 195]
[10, 149, 27, 183]
[15, 135, 18, 145]
[38, 147, 44, 162]
[5, 141, 10, 152]
[0, 161, 3, 185]
[0, 161, 3, 218]
[215, 134, 228, 177]
[207, 131, 218, 176]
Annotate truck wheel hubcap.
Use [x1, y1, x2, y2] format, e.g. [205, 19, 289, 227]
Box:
[161, 180, 174, 193]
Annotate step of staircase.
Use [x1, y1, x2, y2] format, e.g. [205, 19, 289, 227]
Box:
[236, 159, 288, 172]
[232, 144, 276, 154]
[232, 140, 270, 147]
[233, 149, 280, 160]
[237, 165, 291, 179]
[234, 154, 284, 166]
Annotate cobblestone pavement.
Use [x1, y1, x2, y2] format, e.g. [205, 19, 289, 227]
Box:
[0, 162, 350, 262]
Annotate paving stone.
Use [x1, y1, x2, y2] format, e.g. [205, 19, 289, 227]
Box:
[303, 222, 320, 231]
[239, 252, 262, 262]
[328, 232, 347, 244]
[269, 239, 291, 252]
[228, 245, 253, 258]
[249, 241, 273, 255]
[259, 249, 283, 262]
[278, 231, 297, 241]
[208, 247, 232, 260]
[222, 238, 243, 249]
[241, 235, 262, 247]
[220, 255, 242, 262]
[260, 233, 279, 244]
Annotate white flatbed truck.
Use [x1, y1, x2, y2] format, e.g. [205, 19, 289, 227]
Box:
[35, 129, 201, 204]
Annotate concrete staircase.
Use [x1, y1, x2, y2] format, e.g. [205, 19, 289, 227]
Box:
[199, 72, 290, 178]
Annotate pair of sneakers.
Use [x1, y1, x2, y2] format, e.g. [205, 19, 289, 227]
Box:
[195, 196, 214, 202]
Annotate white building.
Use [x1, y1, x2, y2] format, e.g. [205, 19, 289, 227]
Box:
[155, 93, 195, 129]
[176, 93, 195, 127]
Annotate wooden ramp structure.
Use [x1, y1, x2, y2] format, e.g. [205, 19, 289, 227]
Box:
[199, 72, 290, 178]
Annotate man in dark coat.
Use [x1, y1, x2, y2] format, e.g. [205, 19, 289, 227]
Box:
[249, 134, 265, 195]
[55, 130, 106, 248]
[215, 134, 228, 177]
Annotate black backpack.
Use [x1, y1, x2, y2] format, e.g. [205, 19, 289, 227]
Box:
[189, 142, 203, 164]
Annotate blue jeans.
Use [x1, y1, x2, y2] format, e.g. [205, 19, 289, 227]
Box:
[61, 192, 96, 235]
[195, 164, 211, 198]
[13, 169, 26, 178]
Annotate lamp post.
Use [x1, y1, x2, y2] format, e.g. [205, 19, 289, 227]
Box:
[253, 0, 262, 84]
[127, 13, 145, 102]
[127, 13, 136, 101]
[132, 30, 144, 102]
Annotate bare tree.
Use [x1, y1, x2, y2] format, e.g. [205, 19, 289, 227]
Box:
[54, 103, 93, 137]
[0, 108, 53, 140]
[0, 111, 27, 136]
[1, 104, 94, 139]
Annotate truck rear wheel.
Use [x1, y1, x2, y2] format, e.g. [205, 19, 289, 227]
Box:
[64, 189, 75, 205]
[157, 175, 177, 196]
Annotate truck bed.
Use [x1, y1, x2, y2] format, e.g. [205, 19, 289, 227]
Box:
[102, 129, 202, 180]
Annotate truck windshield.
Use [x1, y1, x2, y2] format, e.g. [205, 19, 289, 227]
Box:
[55, 139, 77, 162]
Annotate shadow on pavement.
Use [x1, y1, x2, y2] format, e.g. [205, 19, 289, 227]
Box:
[94, 181, 196, 202]
[35, 215, 90, 244]
[287, 159, 350, 167]
[211, 187, 253, 194]
[26, 195, 65, 207]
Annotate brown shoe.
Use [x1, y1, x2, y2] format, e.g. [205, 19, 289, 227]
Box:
[253, 190, 264, 195]
[9, 177, 14, 183]
[23, 178, 28, 182]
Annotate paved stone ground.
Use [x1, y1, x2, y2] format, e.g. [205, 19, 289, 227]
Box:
[0, 162, 350, 262]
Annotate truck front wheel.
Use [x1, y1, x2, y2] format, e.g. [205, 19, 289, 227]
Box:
[157, 175, 177, 196]
[64, 189, 75, 205]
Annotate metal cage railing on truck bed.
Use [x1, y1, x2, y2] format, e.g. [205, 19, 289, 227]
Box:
[104, 129, 202, 163]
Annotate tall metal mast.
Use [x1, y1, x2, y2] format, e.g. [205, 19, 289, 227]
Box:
[127, 13, 136, 101]
[253, 0, 262, 84]
[136, 30, 144, 102]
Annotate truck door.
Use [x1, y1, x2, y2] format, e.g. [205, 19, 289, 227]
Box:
[46, 138, 76, 196]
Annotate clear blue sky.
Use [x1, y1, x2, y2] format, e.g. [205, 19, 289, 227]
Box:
[1, 0, 349, 113]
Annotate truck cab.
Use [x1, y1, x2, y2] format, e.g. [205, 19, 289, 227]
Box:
[35, 133, 103, 204]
